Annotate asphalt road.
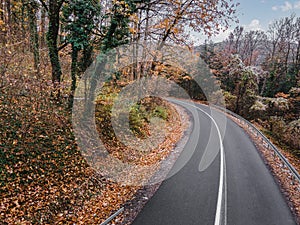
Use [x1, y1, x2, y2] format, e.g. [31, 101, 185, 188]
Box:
[131, 100, 297, 225]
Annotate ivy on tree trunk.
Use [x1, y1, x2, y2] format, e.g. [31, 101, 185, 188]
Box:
[40, 0, 64, 96]
[68, 44, 78, 109]
[47, 10, 61, 85]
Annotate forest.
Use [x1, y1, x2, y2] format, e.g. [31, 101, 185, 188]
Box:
[0, 0, 299, 224]
[200, 14, 300, 156]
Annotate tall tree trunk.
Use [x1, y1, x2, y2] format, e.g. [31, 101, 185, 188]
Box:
[260, 76, 267, 96]
[284, 42, 291, 77]
[5, 0, 10, 28]
[28, 1, 40, 75]
[296, 40, 300, 71]
[47, 1, 62, 90]
[0, 0, 4, 22]
[79, 45, 93, 73]
[141, 4, 149, 77]
[68, 44, 78, 109]
[0, 0, 5, 45]
[21, 0, 26, 39]
[132, 16, 139, 80]
[84, 9, 120, 116]
[40, 7, 46, 48]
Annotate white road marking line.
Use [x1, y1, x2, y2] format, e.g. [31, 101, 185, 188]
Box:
[173, 100, 226, 225]
[224, 147, 227, 225]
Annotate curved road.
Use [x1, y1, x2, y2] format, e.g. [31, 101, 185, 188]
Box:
[131, 100, 297, 225]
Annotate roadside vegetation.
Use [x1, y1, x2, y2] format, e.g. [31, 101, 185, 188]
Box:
[199, 14, 300, 159]
[95, 82, 181, 165]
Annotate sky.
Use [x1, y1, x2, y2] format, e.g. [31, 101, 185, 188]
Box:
[195, 0, 300, 44]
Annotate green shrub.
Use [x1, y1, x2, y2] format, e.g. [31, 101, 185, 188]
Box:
[152, 105, 168, 120]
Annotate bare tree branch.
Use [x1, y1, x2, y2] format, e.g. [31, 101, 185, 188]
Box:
[38, 0, 48, 11]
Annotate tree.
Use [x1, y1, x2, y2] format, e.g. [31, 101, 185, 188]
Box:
[40, 7, 46, 47]
[5, 0, 11, 28]
[0, 0, 6, 44]
[27, 0, 40, 74]
[290, 17, 300, 85]
[227, 26, 244, 54]
[84, 0, 140, 115]
[241, 30, 266, 66]
[203, 48, 259, 117]
[101, 0, 137, 52]
[122, 0, 239, 80]
[62, 0, 101, 107]
[39, 0, 65, 91]
[263, 15, 299, 96]
[226, 26, 266, 66]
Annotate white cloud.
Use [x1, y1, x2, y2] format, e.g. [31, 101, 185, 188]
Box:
[245, 19, 263, 31]
[194, 19, 264, 44]
[194, 19, 263, 44]
[192, 33, 227, 45]
[191, 26, 234, 44]
[282, 1, 293, 11]
[295, 1, 300, 8]
[272, 1, 300, 11]
[192, 18, 268, 44]
[209, 29, 233, 43]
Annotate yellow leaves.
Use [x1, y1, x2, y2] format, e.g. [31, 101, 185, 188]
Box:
[112, 0, 132, 17]
[275, 92, 289, 99]
[60, 31, 68, 37]
[153, 18, 171, 30]
[112, 0, 124, 4]
[151, 18, 183, 36]
[154, 63, 165, 73]
[12, 0, 22, 9]
[182, 75, 191, 80]
[130, 13, 139, 23]
[5, 165, 13, 174]
[173, 27, 179, 34]
[129, 27, 137, 34]
[0, 19, 5, 32]
[13, 139, 18, 145]
[61, 186, 69, 193]
[162, 18, 171, 28]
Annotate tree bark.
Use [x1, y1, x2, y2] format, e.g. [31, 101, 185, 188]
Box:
[5, 0, 11, 27]
[68, 44, 78, 109]
[40, 7, 46, 48]
[28, 1, 40, 75]
[46, 0, 62, 89]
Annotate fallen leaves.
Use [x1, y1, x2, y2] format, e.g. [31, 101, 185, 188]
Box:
[1, 83, 185, 224]
[0, 46, 187, 224]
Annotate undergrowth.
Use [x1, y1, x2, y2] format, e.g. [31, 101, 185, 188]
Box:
[0, 44, 182, 224]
